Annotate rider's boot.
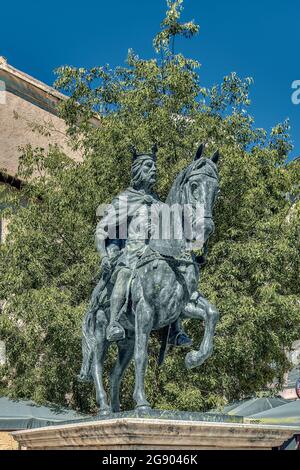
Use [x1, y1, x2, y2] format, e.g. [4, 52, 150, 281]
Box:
[168, 320, 193, 348]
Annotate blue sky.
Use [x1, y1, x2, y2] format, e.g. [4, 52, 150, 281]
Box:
[1, 0, 299, 159]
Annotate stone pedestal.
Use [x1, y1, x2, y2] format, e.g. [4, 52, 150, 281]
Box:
[11, 417, 300, 450]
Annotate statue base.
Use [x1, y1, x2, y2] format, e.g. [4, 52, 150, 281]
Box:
[11, 410, 299, 450]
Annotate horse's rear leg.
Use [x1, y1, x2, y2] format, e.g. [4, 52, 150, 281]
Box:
[93, 309, 110, 415]
[183, 296, 219, 369]
[133, 300, 152, 410]
[110, 331, 135, 413]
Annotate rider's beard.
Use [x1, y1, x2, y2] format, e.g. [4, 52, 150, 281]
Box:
[133, 175, 155, 192]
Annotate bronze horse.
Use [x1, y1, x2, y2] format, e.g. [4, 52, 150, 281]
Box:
[81, 145, 220, 414]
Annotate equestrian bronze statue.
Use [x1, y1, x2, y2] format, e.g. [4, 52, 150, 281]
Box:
[79, 143, 220, 415]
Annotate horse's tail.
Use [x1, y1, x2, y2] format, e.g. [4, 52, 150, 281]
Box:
[158, 325, 170, 367]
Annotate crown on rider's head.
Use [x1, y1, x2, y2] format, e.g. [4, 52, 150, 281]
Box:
[130, 144, 158, 163]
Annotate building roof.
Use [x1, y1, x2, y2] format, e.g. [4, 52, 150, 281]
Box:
[0, 397, 90, 430]
[247, 399, 300, 427]
[222, 397, 289, 417]
[0, 56, 66, 115]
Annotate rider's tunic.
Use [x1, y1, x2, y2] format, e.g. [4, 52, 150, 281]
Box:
[96, 187, 159, 275]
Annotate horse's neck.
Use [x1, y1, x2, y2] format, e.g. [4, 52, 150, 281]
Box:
[166, 179, 186, 207]
[164, 180, 190, 253]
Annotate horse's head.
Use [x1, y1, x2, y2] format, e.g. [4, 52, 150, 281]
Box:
[167, 144, 220, 247]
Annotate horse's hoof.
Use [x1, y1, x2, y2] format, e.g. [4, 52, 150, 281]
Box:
[98, 408, 112, 417]
[185, 348, 211, 369]
[135, 405, 152, 413]
[185, 350, 204, 369]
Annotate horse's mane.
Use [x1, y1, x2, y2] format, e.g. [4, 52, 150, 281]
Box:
[166, 166, 189, 206]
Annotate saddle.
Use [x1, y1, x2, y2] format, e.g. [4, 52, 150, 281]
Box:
[135, 243, 198, 272]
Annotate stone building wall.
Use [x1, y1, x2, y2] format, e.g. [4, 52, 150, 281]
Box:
[0, 56, 82, 177]
[0, 89, 81, 176]
[0, 431, 18, 450]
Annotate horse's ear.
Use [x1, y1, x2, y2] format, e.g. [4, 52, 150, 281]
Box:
[211, 150, 220, 164]
[194, 143, 205, 161]
[130, 145, 138, 160]
[151, 143, 158, 155]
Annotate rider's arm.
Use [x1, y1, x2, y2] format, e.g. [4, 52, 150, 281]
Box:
[95, 197, 123, 258]
[96, 236, 109, 259]
[95, 219, 109, 259]
[95, 221, 112, 273]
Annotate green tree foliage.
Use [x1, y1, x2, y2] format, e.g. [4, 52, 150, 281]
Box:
[0, 0, 299, 412]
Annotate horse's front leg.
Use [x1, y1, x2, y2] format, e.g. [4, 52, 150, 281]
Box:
[183, 294, 219, 369]
[93, 309, 111, 415]
[133, 299, 153, 410]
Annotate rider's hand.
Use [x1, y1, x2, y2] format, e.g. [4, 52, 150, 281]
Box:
[190, 291, 199, 302]
[101, 256, 111, 273]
